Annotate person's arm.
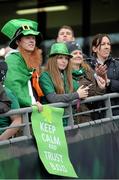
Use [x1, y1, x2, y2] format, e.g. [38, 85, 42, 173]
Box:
[46, 92, 79, 103]
[46, 84, 90, 103]
[40, 72, 89, 104]
[0, 115, 22, 141]
[107, 79, 119, 92]
[5, 53, 32, 107]
[105, 60, 119, 92]
[0, 87, 22, 141]
[0, 83, 11, 113]
[40, 72, 79, 103]
[33, 101, 43, 111]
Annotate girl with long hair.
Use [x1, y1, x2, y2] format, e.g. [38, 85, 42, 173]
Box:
[39, 42, 89, 126]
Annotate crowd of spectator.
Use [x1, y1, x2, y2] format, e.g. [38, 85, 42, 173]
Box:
[0, 19, 119, 140]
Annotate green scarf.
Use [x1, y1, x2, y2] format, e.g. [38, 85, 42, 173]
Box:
[72, 67, 85, 81]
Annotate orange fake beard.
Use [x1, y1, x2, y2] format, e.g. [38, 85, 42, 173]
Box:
[19, 47, 42, 74]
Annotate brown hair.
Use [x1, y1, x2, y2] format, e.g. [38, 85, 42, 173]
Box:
[91, 33, 111, 57]
[82, 60, 91, 71]
[58, 25, 74, 36]
[45, 55, 73, 94]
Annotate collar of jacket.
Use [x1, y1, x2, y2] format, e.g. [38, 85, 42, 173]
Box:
[104, 56, 113, 66]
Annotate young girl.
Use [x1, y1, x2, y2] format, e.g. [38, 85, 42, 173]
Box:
[39, 42, 89, 126]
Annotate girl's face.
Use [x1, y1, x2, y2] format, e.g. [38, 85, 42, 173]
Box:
[93, 36, 111, 60]
[57, 55, 69, 70]
[17, 35, 36, 52]
[71, 50, 83, 65]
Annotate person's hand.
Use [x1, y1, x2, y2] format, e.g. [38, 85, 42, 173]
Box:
[96, 76, 106, 89]
[95, 64, 107, 80]
[77, 85, 89, 99]
[0, 135, 4, 141]
[36, 101, 43, 112]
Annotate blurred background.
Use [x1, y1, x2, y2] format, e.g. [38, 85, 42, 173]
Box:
[0, 0, 119, 63]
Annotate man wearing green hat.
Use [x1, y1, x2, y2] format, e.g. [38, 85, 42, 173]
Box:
[1, 19, 43, 110]
[39, 42, 89, 126]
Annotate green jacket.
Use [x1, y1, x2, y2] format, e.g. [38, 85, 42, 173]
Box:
[39, 71, 79, 126]
[4, 51, 33, 107]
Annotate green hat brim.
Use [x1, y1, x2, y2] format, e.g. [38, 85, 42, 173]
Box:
[9, 30, 42, 49]
[22, 29, 40, 36]
[49, 53, 72, 58]
[49, 42, 72, 58]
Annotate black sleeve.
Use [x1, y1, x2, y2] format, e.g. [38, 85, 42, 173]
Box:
[107, 60, 119, 92]
[108, 79, 119, 92]
[46, 92, 79, 103]
[0, 84, 11, 113]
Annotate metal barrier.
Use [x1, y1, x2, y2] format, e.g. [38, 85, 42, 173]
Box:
[0, 92, 119, 145]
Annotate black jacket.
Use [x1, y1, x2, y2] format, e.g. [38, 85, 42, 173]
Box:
[0, 83, 11, 113]
[86, 56, 119, 116]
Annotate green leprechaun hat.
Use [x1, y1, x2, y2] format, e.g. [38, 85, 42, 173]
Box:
[1, 19, 42, 49]
[49, 42, 72, 58]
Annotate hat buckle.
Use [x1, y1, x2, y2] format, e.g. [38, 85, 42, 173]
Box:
[22, 24, 30, 30]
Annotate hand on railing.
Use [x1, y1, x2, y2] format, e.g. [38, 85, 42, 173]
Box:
[36, 101, 43, 112]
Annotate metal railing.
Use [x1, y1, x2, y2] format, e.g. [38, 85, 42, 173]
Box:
[0, 92, 119, 144]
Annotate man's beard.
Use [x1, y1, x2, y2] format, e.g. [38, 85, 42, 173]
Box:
[19, 46, 42, 74]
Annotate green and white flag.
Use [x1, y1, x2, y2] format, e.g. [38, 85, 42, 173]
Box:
[31, 105, 78, 178]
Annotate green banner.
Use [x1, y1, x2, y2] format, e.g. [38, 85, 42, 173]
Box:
[31, 105, 77, 178]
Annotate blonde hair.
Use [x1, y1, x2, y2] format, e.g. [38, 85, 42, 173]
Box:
[81, 60, 91, 71]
